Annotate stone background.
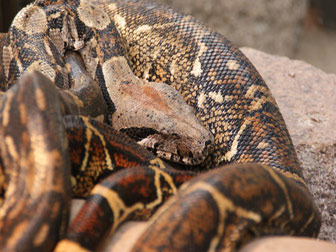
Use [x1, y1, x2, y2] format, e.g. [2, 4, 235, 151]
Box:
[154, 0, 308, 56]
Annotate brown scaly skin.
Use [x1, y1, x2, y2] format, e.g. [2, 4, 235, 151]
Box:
[0, 0, 321, 251]
[0, 72, 72, 252]
[0, 62, 195, 251]
[2, 0, 214, 166]
[0, 33, 8, 89]
[64, 115, 188, 198]
[60, 52, 108, 121]
[132, 164, 320, 252]
[57, 0, 318, 251]
[0, 30, 199, 251]
[0, 52, 108, 204]
[104, 0, 300, 172]
[56, 162, 196, 251]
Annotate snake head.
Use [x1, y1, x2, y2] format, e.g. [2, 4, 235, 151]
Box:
[105, 60, 214, 166]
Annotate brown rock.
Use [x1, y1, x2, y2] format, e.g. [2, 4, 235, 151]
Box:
[239, 236, 336, 252]
[103, 222, 149, 252]
[240, 47, 336, 147]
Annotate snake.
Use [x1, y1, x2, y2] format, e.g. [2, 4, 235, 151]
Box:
[0, 0, 321, 251]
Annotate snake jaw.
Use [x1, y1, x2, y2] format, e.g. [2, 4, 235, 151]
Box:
[137, 131, 214, 165]
[119, 124, 214, 165]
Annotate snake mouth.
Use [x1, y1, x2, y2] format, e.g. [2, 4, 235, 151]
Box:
[146, 139, 214, 166]
[120, 127, 213, 165]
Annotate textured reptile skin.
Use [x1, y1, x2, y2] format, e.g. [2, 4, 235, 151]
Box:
[0, 0, 321, 251]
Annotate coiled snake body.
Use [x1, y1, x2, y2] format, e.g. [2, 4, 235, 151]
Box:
[0, 0, 320, 251]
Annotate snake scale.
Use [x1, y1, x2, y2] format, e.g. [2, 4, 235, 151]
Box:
[0, 0, 321, 251]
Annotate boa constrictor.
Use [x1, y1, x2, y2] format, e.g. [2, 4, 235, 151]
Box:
[0, 0, 321, 251]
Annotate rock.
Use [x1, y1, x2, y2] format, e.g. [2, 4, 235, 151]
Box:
[153, 0, 308, 56]
[240, 236, 336, 252]
[241, 47, 336, 243]
[240, 48, 336, 147]
[103, 222, 149, 252]
[70, 201, 150, 252]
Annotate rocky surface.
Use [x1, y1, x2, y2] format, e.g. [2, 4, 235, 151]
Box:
[154, 0, 308, 56]
[239, 236, 336, 252]
[71, 47, 336, 250]
[240, 47, 336, 147]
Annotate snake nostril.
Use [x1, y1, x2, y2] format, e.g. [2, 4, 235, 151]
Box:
[154, 142, 159, 149]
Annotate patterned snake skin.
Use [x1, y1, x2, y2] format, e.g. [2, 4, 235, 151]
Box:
[0, 0, 321, 251]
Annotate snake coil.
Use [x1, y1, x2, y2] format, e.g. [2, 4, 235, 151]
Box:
[0, 0, 320, 251]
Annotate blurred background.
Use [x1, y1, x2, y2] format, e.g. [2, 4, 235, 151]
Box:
[0, 0, 335, 74]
